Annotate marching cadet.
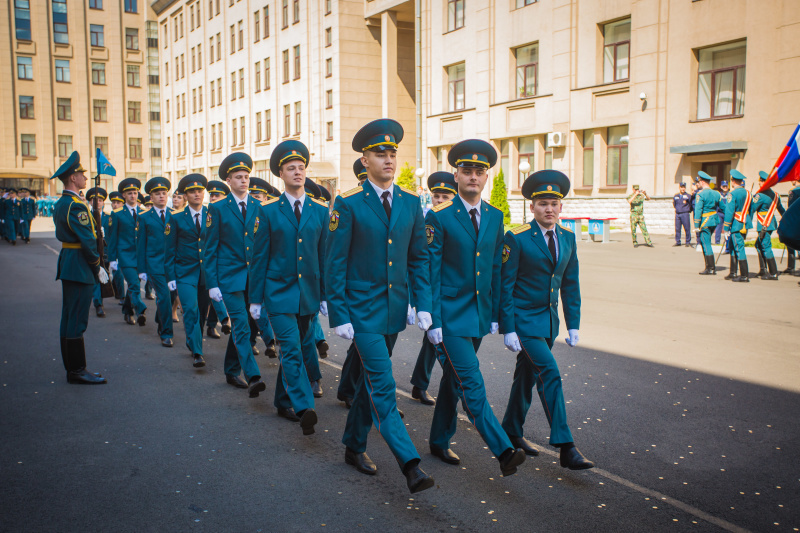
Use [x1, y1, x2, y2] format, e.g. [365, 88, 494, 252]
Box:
[785, 180, 800, 275]
[722, 170, 752, 282]
[107, 178, 148, 325]
[424, 140, 526, 475]
[750, 171, 786, 280]
[166, 174, 210, 367]
[4, 189, 20, 245]
[51, 152, 109, 384]
[627, 185, 653, 247]
[715, 181, 730, 245]
[204, 153, 265, 396]
[108, 191, 126, 303]
[18, 187, 36, 243]
[301, 178, 326, 396]
[137, 177, 174, 347]
[500, 170, 594, 470]
[246, 177, 278, 359]
[204, 180, 233, 339]
[248, 140, 327, 434]
[673, 182, 693, 247]
[0, 188, 6, 241]
[86, 187, 108, 318]
[694, 171, 721, 275]
[326, 119, 435, 494]
[409, 171, 458, 406]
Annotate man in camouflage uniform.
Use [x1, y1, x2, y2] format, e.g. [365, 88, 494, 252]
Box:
[627, 185, 652, 247]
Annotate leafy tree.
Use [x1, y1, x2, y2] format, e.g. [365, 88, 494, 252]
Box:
[396, 162, 417, 190]
[490, 168, 511, 224]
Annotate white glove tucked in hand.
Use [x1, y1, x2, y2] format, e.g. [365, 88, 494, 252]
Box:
[138, 273, 148, 282]
[504, 332, 522, 352]
[97, 267, 109, 285]
[167, 280, 177, 291]
[249, 303, 261, 320]
[208, 287, 223, 302]
[417, 311, 432, 331]
[565, 329, 580, 347]
[319, 301, 328, 317]
[109, 261, 118, 272]
[335, 323, 355, 340]
[490, 322, 499, 334]
[426, 327, 443, 345]
[406, 305, 416, 325]
[724, 231, 731, 239]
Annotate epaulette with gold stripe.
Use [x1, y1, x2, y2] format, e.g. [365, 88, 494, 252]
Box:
[171, 207, 185, 214]
[511, 223, 531, 235]
[261, 197, 280, 207]
[310, 197, 327, 207]
[399, 186, 418, 197]
[432, 200, 453, 213]
[140, 207, 151, 213]
[558, 223, 573, 233]
[113, 207, 124, 213]
[340, 186, 363, 198]
[485, 202, 501, 212]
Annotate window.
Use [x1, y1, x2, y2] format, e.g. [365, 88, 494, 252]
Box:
[603, 19, 630, 83]
[19, 96, 33, 119]
[53, 0, 68, 44]
[697, 41, 746, 120]
[582, 130, 594, 187]
[198, 87, 203, 110]
[230, 24, 235, 52]
[326, 89, 333, 108]
[215, 0, 219, 15]
[264, 7, 270, 38]
[265, 110, 272, 141]
[218, 122, 223, 147]
[174, 18, 178, 41]
[254, 12, 260, 42]
[130, 138, 143, 160]
[92, 62, 105, 84]
[325, 0, 331, 15]
[199, 128, 203, 151]
[255, 61, 261, 92]
[436, 146, 446, 171]
[179, 13, 183, 38]
[209, 38, 214, 63]
[216, 33, 221, 60]
[283, 105, 290, 136]
[90, 24, 104, 47]
[166, 135, 171, 158]
[516, 0, 536, 6]
[282, 0, 288, 28]
[325, 28, 332, 47]
[127, 65, 140, 87]
[192, 89, 197, 113]
[518, 136, 535, 188]
[256, 112, 262, 142]
[182, 93, 186, 116]
[163, 25, 167, 47]
[21, 134, 35, 157]
[165, 99, 170, 120]
[499, 139, 509, 181]
[515, 44, 538, 98]
[57, 97, 71, 120]
[210, 80, 215, 106]
[606, 125, 628, 186]
[231, 72, 236, 100]
[124, 0, 137, 13]
[294, 102, 301, 133]
[90, 0, 103, 9]
[293, 45, 301, 80]
[58, 135, 73, 158]
[265, 58, 271, 89]
[191, 47, 196, 72]
[15, 0, 31, 41]
[17, 56, 33, 80]
[197, 46, 202, 68]
[193, 129, 197, 153]
[125, 28, 139, 50]
[283, 50, 289, 83]
[180, 54, 185, 78]
[326, 121, 333, 141]
[238, 20, 243, 50]
[240, 117, 245, 144]
[95, 136, 108, 155]
[55, 60, 70, 82]
[447, 63, 465, 111]
[165, 62, 169, 84]
[232, 118, 238, 145]
[293, 0, 299, 23]
[211, 125, 216, 150]
[239, 69, 244, 98]
[93, 99, 107, 121]
[447, 0, 464, 32]
[543, 136, 553, 170]
[325, 58, 332, 77]
[190, 5, 195, 29]
[217, 77, 222, 103]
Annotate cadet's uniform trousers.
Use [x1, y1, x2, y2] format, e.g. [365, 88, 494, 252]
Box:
[221, 286, 260, 381]
[698, 216, 718, 256]
[270, 313, 315, 412]
[121, 268, 147, 316]
[176, 280, 209, 356]
[207, 298, 228, 329]
[150, 274, 173, 341]
[62, 281, 93, 339]
[338, 343, 361, 400]
[410, 334, 438, 391]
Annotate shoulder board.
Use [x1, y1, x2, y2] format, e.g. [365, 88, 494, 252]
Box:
[140, 207, 151, 213]
[340, 186, 363, 198]
[399, 186, 418, 197]
[113, 207, 124, 213]
[170, 207, 185, 214]
[511, 223, 531, 235]
[310, 197, 327, 207]
[485, 202, 501, 212]
[558, 223, 573, 233]
[261, 197, 280, 206]
[432, 200, 453, 213]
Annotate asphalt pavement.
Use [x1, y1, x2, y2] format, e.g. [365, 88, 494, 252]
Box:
[1, 230, 798, 532]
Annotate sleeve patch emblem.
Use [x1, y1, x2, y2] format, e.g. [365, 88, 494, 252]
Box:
[206, 212, 212, 228]
[329, 210, 340, 232]
[77, 211, 90, 226]
[426, 224, 434, 245]
[502, 244, 511, 263]
[254, 216, 260, 233]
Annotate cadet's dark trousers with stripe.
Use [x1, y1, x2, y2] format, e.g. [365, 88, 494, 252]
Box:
[337, 343, 361, 399]
[176, 281, 208, 355]
[60, 280, 93, 339]
[343, 333, 419, 468]
[271, 313, 314, 412]
[410, 333, 438, 391]
[502, 336, 574, 446]
[207, 298, 228, 328]
[302, 313, 322, 382]
[149, 274, 173, 340]
[432, 336, 513, 457]
[221, 289, 260, 382]
[19, 220, 30, 240]
[120, 267, 147, 316]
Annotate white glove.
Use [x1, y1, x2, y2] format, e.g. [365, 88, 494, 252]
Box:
[417, 311, 432, 331]
[249, 303, 261, 320]
[97, 267, 109, 284]
[20, 219, 24, 224]
[426, 327, 443, 345]
[138, 273, 147, 282]
[490, 322, 499, 334]
[724, 230, 731, 239]
[335, 323, 354, 340]
[167, 280, 177, 291]
[209, 287, 223, 302]
[100, 225, 105, 237]
[319, 301, 328, 317]
[565, 329, 579, 347]
[407, 305, 416, 325]
[504, 332, 522, 352]
[109, 261, 118, 272]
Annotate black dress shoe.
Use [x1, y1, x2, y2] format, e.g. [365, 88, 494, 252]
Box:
[221, 319, 232, 335]
[146, 292, 156, 300]
[412, 386, 435, 405]
[124, 313, 135, 325]
[510, 436, 540, 456]
[560, 446, 595, 470]
[337, 393, 353, 409]
[251, 344, 260, 356]
[430, 445, 460, 465]
[278, 407, 300, 422]
[316, 339, 329, 359]
[398, 408, 405, 419]
[226, 375, 248, 389]
[67, 369, 107, 384]
[206, 327, 221, 339]
[248, 378, 266, 398]
[345, 447, 377, 475]
[299, 408, 318, 435]
[192, 354, 206, 368]
[161, 338, 174, 348]
[96, 306, 105, 318]
[499, 448, 526, 477]
[672, 243, 682, 247]
[265, 341, 278, 358]
[172, 317, 180, 323]
[137, 314, 146, 326]
[118, 299, 125, 306]
[403, 462, 435, 494]
[311, 380, 323, 398]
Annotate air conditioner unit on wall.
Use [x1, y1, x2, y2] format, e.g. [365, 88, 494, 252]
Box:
[547, 132, 565, 147]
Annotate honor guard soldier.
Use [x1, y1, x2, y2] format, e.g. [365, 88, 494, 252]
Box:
[627, 185, 653, 247]
[409, 171, 458, 406]
[4, 189, 20, 245]
[108, 177, 148, 325]
[249, 140, 328, 434]
[777, 192, 800, 284]
[107, 191, 126, 303]
[18, 187, 36, 243]
[204, 180, 233, 340]
[722, 171, 753, 282]
[784, 180, 800, 275]
[246, 176, 278, 359]
[166, 174, 210, 367]
[86, 187, 108, 317]
[138, 177, 175, 347]
[673, 182, 693, 246]
[425, 140, 526, 475]
[500, 170, 594, 470]
[694, 171, 721, 275]
[750, 171, 786, 280]
[326, 119, 435, 493]
[51, 152, 109, 384]
[715, 181, 730, 245]
[205, 152, 265, 395]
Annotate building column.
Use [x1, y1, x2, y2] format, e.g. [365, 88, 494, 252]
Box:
[381, 10, 398, 118]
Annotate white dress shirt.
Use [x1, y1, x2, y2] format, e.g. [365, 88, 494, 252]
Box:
[230, 191, 249, 214]
[459, 196, 482, 230]
[536, 220, 559, 261]
[284, 190, 307, 215]
[367, 179, 393, 207]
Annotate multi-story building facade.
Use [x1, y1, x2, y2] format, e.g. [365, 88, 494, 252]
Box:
[0, 0, 162, 195]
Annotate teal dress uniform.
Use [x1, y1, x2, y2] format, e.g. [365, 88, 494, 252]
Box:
[107, 179, 147, 321]
[19, 190, 35, 241]
[723, 176, 754, 281]
[750, 172, 786, 261]
[693, 172, 721, 274]
[86, 187, 109, 312]
[5, 195, 20, 244]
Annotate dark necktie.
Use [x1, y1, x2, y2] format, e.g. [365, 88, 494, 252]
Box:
[132, 208, 137, 223]
[239, 201, 246, 221]
[381, 190, 391, 220]
[160, 210, 165, 225]
[294, 200, 301, 224]
[546, 230, 557, 264]
[195, 213, 200, 232]
[469, 208, 479, 235]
